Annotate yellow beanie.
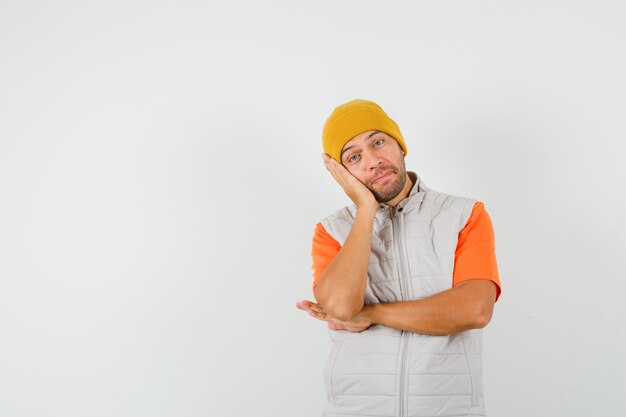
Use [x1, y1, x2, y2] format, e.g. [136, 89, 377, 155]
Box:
[322, 99, 407, 162]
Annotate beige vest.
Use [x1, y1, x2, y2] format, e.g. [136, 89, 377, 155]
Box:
[319, 172, 485, 417]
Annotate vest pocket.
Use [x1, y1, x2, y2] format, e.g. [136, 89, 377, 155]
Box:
[323, 339, 343, 406]
[461, 336, 480, 407]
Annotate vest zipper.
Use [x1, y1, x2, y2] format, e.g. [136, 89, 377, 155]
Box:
[392, 207, 410, 417]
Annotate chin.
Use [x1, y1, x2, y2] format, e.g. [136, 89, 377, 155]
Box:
[372, 177, 406, 203]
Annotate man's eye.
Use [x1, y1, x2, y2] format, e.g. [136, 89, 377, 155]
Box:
[348, 154, 360, 163]
[374, 139, 384, 146]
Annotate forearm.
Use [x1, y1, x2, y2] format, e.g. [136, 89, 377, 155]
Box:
[364, 280, 497, 335]
[313, 208, 376, 321]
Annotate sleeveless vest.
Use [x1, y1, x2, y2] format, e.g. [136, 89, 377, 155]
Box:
[319, 172, 485, 417]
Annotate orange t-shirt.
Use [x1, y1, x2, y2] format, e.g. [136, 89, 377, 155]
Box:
[311, 202, 501, 301]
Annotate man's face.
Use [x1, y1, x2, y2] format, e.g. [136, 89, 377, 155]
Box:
[340, 130, 407, 203]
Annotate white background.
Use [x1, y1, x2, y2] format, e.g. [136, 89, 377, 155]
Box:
[1, 1, 625, 416]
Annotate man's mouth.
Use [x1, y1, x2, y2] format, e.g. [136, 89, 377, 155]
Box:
[371, 170, 394, 185]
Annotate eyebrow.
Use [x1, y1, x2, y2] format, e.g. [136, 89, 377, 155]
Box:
[340, 131, 381, 158]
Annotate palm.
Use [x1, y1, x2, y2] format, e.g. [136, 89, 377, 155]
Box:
[329, 319, 369, 332]
[296, 299, 371, 333]
[322, 154, 377, 210]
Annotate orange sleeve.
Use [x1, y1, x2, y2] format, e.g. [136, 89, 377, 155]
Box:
[311, 222, 342, 289]
[453, 202, 502, 301]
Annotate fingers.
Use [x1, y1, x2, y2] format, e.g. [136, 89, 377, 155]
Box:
[322, 155, 359, 196]
[297, 299, 350, 330]
[322, 153, 346, 177]
[307, 308, 330, 322]
[308, 311, 328, 321]
[322, 154, 349, 183]
[308, 303, 327, 318]
[296, 299, 356, 332]
[296, 299, 320, 310]
[321, 154, 377, 210]
[296, 300, 325, 315]
[321, 153, 335, 165]
[296, 299, 333, 322]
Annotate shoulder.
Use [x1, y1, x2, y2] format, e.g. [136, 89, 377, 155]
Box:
[318, 204, 357, 245]
[422, 185, 477, 228]
[320, 203, 356, 227]
[461, 201, 495, 233]
[424, 186, 477, 212]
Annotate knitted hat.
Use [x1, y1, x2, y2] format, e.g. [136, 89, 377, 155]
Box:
[322, 99, 407, 162]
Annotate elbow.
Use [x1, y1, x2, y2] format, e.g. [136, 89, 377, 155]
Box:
[313, 285, 364, 322]
[323, 299, 363, 322]
[330, 308, 359, 323]
[473, 313, 491, 329]
[471, 303, 494, 329]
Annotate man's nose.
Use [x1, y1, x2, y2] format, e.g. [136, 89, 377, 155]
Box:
[364, 153, 383, 170]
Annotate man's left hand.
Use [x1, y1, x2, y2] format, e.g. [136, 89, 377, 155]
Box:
[296, 299, 372, 332]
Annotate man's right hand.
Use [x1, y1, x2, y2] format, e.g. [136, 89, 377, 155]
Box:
[296, 300, 372, 333]
[322, 154, 378, 213]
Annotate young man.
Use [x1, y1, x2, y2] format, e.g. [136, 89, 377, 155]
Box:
[296, 99, 501, 417]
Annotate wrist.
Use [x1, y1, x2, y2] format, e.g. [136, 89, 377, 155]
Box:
[362, 303, 378, 325]
[355, 203, 378, 218]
